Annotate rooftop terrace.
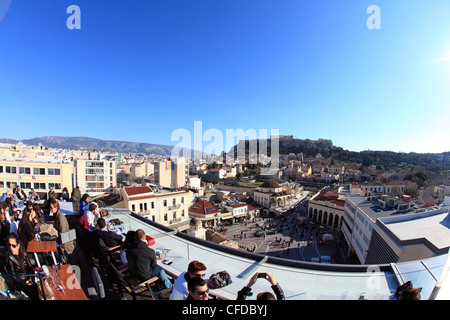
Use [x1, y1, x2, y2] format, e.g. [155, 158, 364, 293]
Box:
[97, 203, 450, 300]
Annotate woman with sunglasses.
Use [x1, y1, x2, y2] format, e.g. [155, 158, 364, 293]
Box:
[4, 233, 39, 300]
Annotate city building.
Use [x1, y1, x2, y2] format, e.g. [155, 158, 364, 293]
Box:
[153, 157, 189, 189]
[117, 185, 193, 231]
[307, 188, 345, 229]
[74, 159, 117, 194]
[253, 180, 291, 214]
[342, 194, 450, 264]
[0, 157, 73, 197]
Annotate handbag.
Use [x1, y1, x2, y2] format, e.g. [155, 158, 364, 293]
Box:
[207, 270, 232, 289]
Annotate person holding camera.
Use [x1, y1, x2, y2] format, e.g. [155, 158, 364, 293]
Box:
[237, 272, 285, 300]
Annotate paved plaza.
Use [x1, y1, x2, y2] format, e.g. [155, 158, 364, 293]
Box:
[216, 208, 355, 265]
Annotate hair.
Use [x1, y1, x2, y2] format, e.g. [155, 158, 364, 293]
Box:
[26, 200, 33, 208]
[18, 208, 35, 242]
[89, 203, 97, 212]
[63, 187, 69, 193]
[97, 217, 106, 229]
[81, 193, 90, 202]
[0, 201, 9, 220]
[6, 233, 26, 271]
[187, 276, 207, 293]
[136, 229, 146, 241]
[399, 287, 422, 300]
[50, 199, 60, 211]
[188, 260, 207, 274]
[121, 230, 136, 249]
[257, 292, 276, 300]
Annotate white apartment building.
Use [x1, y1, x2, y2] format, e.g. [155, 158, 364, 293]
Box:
[118, 185, 193, 230]
[74, 159, 116, 194]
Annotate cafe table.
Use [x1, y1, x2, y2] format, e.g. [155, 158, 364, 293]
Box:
[27, 240, 58, 267]
[36, 264, 88, 300]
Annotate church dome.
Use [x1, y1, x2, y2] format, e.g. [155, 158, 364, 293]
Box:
[260, 180, 281, 189]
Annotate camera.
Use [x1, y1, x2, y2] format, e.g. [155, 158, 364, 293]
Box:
[257, 272, 267, 279]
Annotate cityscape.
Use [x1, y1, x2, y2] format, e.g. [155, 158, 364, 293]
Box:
[1, 0, 450, 306]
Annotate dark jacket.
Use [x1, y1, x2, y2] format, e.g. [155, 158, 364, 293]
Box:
[96, 229, 123, 248]
[4, 251, 35, 290]
[237, 283, 285, 300]
[126, 240, 156, 282]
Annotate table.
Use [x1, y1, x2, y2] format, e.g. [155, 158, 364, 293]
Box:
[27, 240, 58, 267]
[37, 264, 88, 300]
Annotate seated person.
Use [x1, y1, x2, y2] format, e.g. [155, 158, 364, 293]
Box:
[126, 229, 172, 289]
[170, 260, 207, 300]
[79, 193, 90, 215]
[27, 188, 40, 202]
[95, 218, 123, 248]
[17, 208, 36, 249]
[4, 233, 39, 300]
[186, 277, 209, 300]
[85, 203, 101, 231]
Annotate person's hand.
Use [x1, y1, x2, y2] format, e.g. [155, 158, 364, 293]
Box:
[246, 272, 259, 288]
[265, 273, 277, 286]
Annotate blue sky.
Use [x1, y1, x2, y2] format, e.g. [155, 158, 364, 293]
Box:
[1, 0, 450, 154]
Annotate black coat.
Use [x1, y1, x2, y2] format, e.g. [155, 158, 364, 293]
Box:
[95, 229, 123, 248]
[126, 241, 156, 282]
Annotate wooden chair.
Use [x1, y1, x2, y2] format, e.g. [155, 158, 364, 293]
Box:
[110, 264, 159, 300]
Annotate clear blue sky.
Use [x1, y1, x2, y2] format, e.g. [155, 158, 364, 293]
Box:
[1, 0, 450, 154]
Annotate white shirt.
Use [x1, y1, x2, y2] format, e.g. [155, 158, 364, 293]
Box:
[169, 272, 189, 300]
[85, 210, 100, 230]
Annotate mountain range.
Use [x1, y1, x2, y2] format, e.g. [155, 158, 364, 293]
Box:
[1, 136, 449, 174]
[0, 136, 177, 156]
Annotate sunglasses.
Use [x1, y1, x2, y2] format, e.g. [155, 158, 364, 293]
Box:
[195, 289, 209, 296]
[8, 243, 19, 248]
[193, 272, 205, 278]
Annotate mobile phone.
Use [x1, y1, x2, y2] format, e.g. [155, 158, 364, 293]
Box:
[257, 272, 266, 278]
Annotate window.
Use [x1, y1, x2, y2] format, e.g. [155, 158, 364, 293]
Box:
[19, 167, 31, 174]
[182, 210, 185, 217]
[144, 203, 147, 211]
[7, 182, 17, 188]
[163, 200, 167, 207]
[173, 212, 177, 220]
[33, 167, 46, 175]
[132, 204, 136, 212]
[164, 214, 168, 221]
[34, 182, 46, 190]
[48, 183, 61, 190]
[140, 203, 143, 212]
[5, 166, 17, 174]
[0, 166, 3, 173]
[172, 198, 176, 206]
[20, 182, 32, 189]
[181, 197, 184, 204]
[151, 202, 155, 209]
[48, 168, 61, 175]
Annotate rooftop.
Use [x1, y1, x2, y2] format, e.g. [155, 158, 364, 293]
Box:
[97, 205, 450, 300]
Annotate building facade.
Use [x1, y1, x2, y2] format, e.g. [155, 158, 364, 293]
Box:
[119, 185, 193, 230]
[0, 157, 73, 196]
[74, 159, 117, 194]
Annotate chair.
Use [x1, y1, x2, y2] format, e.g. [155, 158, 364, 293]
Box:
[110, 264, 159, 300]
[91, 266, 105, 299]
